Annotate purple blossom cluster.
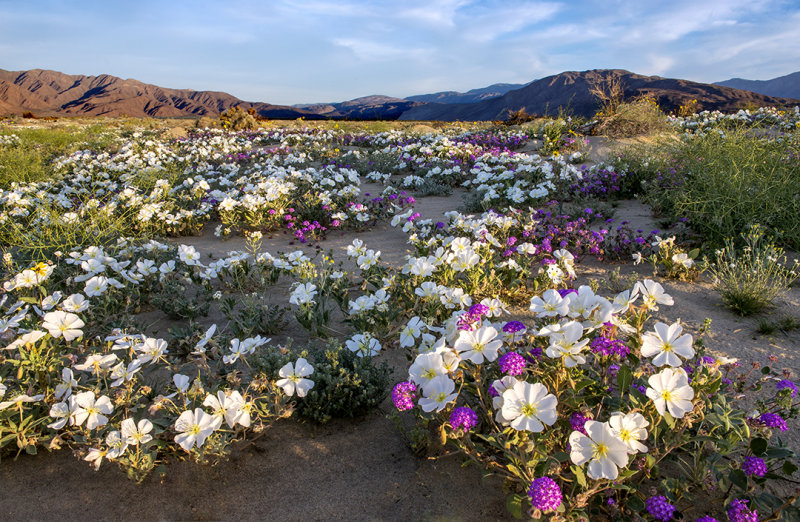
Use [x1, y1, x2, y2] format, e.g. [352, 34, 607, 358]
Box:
[521, 206, 607, 258]
[757, 412, 788, 431]
[392, 381, 417, 412]
[498, 352, 526, 376]
[528, 476, 562, 512]
[645, 495, 676, 521]
[449, 407, 478, 432]
[742, 456, 767, 477]
[727, 498, 758, 522]
[590, 334, 630, 358]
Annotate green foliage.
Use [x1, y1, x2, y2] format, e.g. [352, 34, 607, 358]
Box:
[150, 277, 211, 320]
[624, 127, 800, 247]
[705, 225, 799, 315]
[0, 125, 118, 186]
[219, 106, 258, 131]
[296, 344, 391, 424]
[595, 98, 670, 138]
[414, 178, 453, 197]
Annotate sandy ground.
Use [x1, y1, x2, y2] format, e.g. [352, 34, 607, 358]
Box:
[2, 149, 799, 521]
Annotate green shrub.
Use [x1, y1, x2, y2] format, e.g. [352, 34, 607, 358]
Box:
[595, 98, 670, 138]
[296, 344, 391, 423]
[705, 225, 799, 315]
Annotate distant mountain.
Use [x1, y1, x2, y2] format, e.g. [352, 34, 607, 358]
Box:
[293, 95, 424, 120]
[399, 69, 799, 121]
[404, 83, 528, 104]
[715, 71, 800, 100]
[0, 69, 314, 119]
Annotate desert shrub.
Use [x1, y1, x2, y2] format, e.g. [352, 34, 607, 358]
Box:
[295, 344, 391, 423]
[150, 277, 212, 320]
[414, 178, 452, 197]
[219, 106, 258, 131]
[705, 225, 799, 315]
[615, 127, 800, 248]
[595, 98, 670, 138]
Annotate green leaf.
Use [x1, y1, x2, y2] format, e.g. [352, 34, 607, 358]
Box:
[553, 451, 570, 462]
[617, 365, 633, 394]
[626, 495, 645, 512]
[783, 461, 798, 476]
[574, 379, 595, 392]
[750, 437, 768, 456]
[506, 493, 525, 519]
[729, 469, 748, 491]
[688, 248, 700, 259]
[766, 447, 795, 459]
[571, 464, 587, 488]
[761, 366, 771, 375]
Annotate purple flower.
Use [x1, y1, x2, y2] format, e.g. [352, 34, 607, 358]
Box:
[646, 495, 676, 521]
[468, 303, 490, 317]
[696, 517, 719, 522]
[759, 412, 788, 431]
[498, 352, 526, 376]
[450, 407, 478, 432]
[776, 379, 798, 398]
[392, 381, 417, 411]
[590, 335, 630, 358]
[558, 288, 578, 298]
[570, 412, 590, 435]
[502, 321, 526, 334]
[528, 477, 562, 512]
[742, 456, 767, 477]
[727, 498, 758, 522]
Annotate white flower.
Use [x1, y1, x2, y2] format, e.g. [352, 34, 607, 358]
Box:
[72, 391, 113, 430]
[453, 325, 502, 364]
[641, 322, 695, 367]
[276, 358, 315, 397]
[84, 275, 109, 297]
[345, 333, 382, 357]
[633, 279, 673, 311]
[54, 368, 77, 399]
[47, 399, 75, 429]
[529, 289, 570, 317]
[646, 368, 695, 419]
[500, 381, 558, 432]
[84, 447, 106, 470]
[74, 354, 118, 376]
[608, 412, 649, 454]
[177, 244, 202, 266]
[203, 390, 243, 429]
[672, 253, 694, 268]
[545, 321, 588, 367]
[121, 418, 154, 445]
[42, 310, 85, 342]
[174, 408, 218, 452]
[399, 316, 425, 348]
[105, 430, 129, 459]
[61, 293, 89, 313]
[632, 252, 643, 265]
[569, 420, 631, 480]
[0, 393, 45, 411]
[289, 283, 317, 306]
[418, 375, 457, 413]
[408, 352, 446, 385]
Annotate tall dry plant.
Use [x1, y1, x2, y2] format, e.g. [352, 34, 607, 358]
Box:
[589, 72, 625, 117]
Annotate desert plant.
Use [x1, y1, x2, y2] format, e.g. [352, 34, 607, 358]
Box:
[595, 98, 669, 138]
[589, 72, 625, 117]
[219, 106, 258, 131]
[705, 225, 799, 315]
[295, 343, 391, 423]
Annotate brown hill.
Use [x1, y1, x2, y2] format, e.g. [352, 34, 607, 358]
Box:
[399, 69, 799, 121]
[0, 69, 313, 119]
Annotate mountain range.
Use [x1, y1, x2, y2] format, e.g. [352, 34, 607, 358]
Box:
[1, 68, 797, 121]
[715, 71, 800, 100]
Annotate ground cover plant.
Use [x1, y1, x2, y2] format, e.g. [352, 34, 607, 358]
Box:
[0, 109, 799, 520]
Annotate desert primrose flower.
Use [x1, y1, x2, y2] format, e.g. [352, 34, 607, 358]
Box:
[569, 420, 630, 479]
[72, 391, 113, 430]
[276, 358, 315, 398]
[501, 381, 558, 432]
[646, 368, 695, 418]
[641, 322, 695, 367]
[42, 310, 85, 342]
[174, 408, 218, 452]
[453, 325, 502, 364]
[608, 412, 649, 454]
[418, 374, 457, 412]
[289, 283, 317, 306]
[121, 418, 154, 445]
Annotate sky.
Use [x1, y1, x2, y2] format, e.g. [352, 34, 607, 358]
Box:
[1, 0, 799, 105]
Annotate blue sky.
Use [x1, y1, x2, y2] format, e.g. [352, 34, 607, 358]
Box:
[1, 0, 798, 105]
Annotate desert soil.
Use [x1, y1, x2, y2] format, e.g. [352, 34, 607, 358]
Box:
[2, 148, 798, 522]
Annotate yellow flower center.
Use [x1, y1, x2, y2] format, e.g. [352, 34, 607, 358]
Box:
[594, 442, 609, 457]
[662, 342, 673, 352]
[434, 392, 447, 402]
[422, 368, 438, 380]
[521, 403, 538, 417]
[661, 390, 674, 401]
[189, 424, 201, 435]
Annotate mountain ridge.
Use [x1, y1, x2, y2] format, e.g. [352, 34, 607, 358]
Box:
[714, 71, 800, 100]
